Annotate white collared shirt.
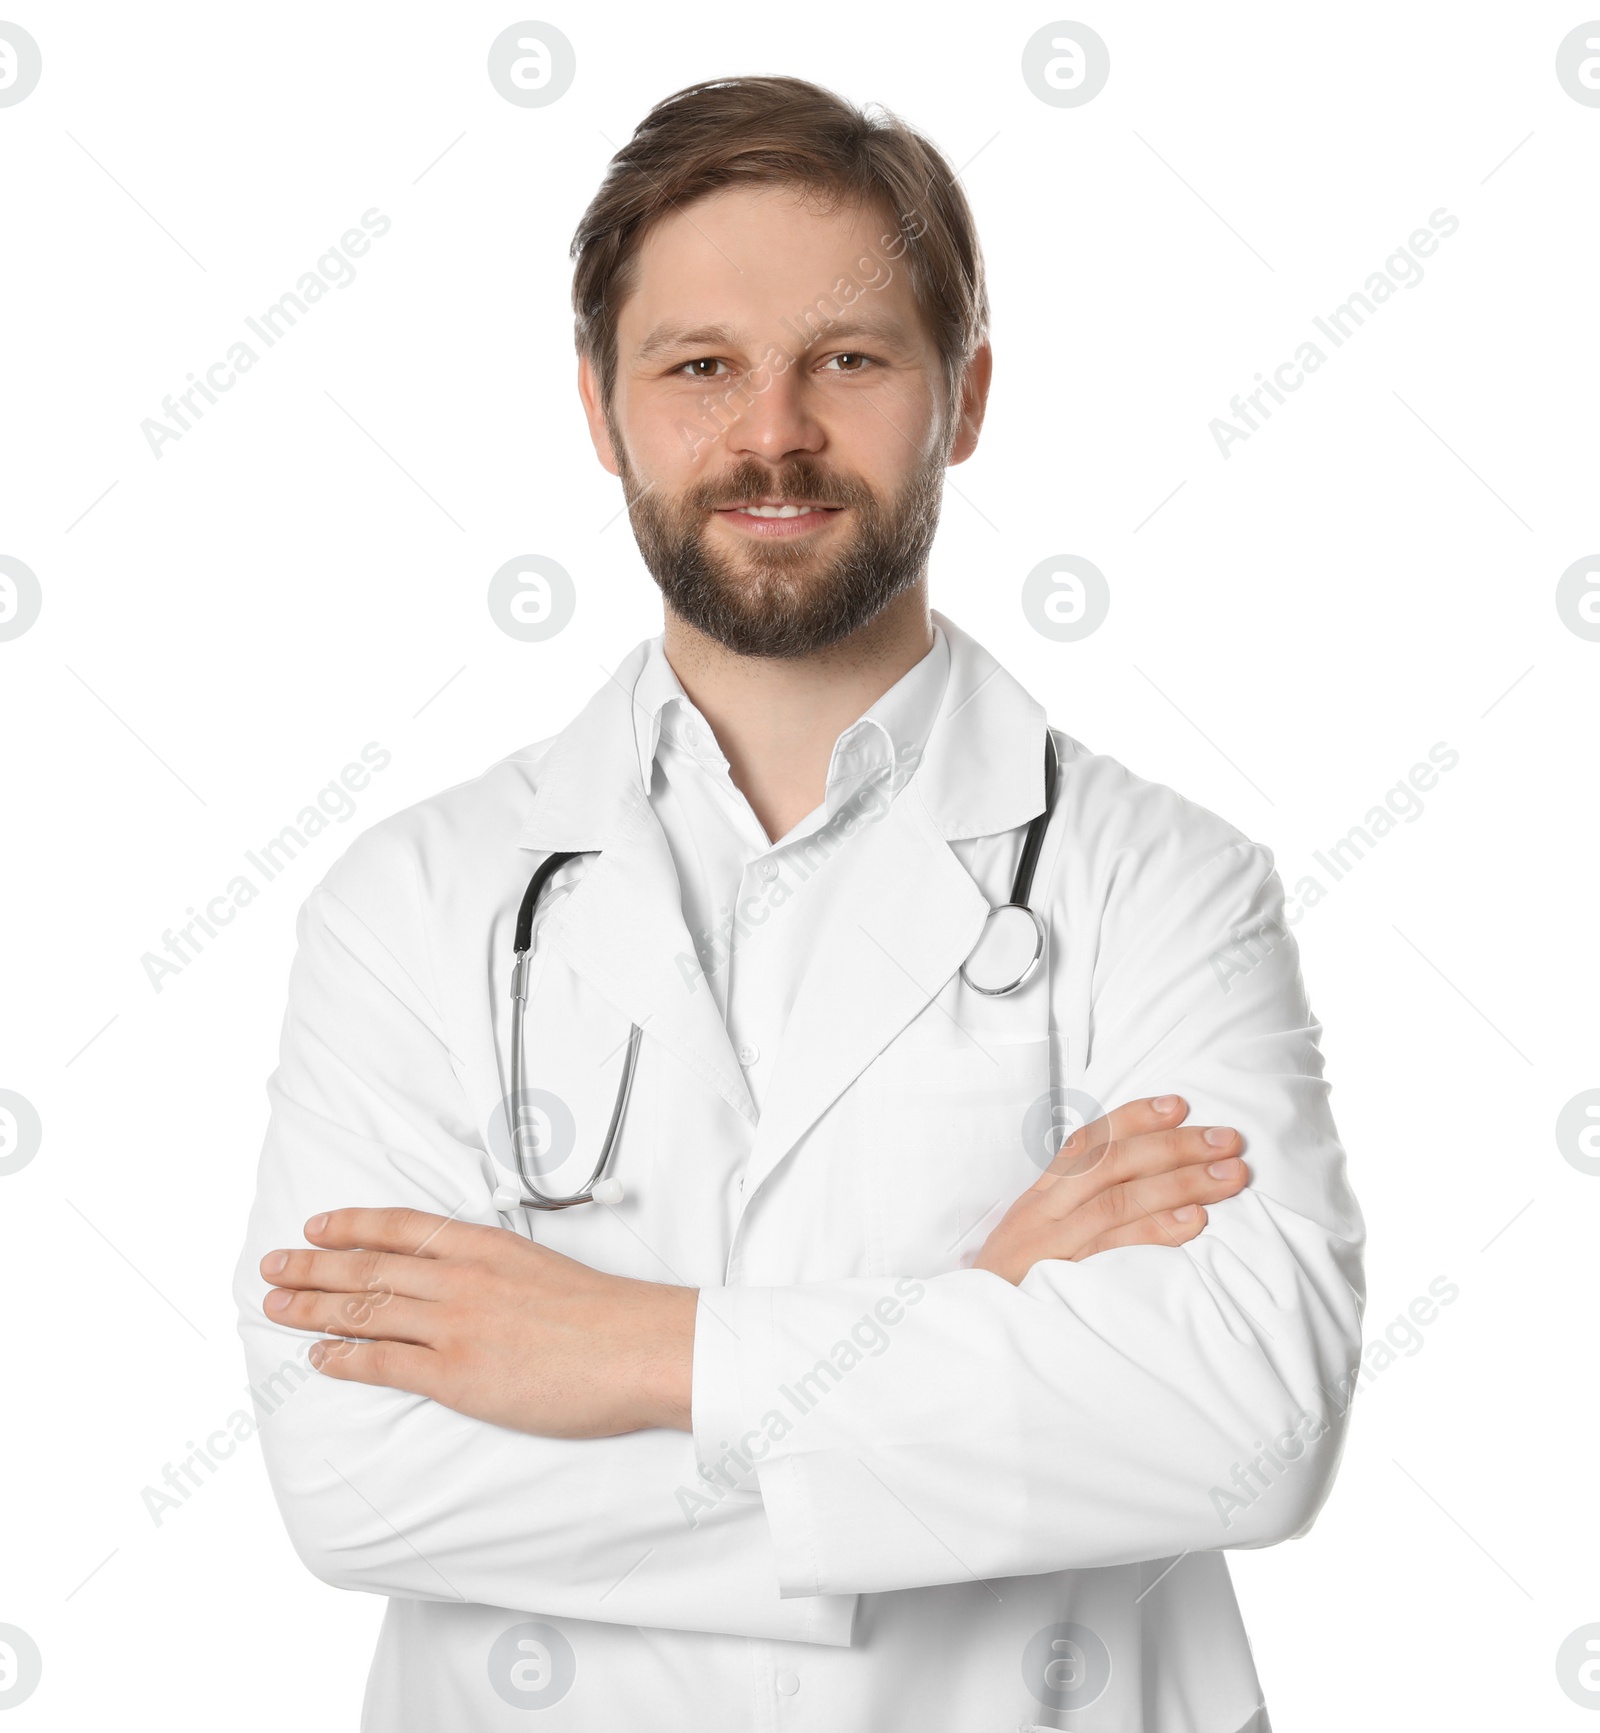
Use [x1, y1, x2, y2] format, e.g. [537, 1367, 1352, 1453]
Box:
[628, 625, 950, 1111]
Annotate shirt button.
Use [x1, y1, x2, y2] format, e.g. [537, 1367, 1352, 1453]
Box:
[760, 859, 779, 881]
[736, 1041, 760, 1066]
[775, 1671, 800, 1695]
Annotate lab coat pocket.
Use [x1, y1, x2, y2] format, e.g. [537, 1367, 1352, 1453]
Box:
[854, 1027, 1053, 1279]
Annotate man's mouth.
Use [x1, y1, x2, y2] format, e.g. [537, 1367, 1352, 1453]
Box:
[712, 499, 845, 538]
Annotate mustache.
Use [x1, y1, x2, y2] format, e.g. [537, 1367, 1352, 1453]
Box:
[682, 462, 880, 513]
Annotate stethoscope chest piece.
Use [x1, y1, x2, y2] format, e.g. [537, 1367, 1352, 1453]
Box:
[960, 901, 1046, 996]
[959, 731, 1060, 998]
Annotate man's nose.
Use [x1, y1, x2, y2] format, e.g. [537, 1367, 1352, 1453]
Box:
[720, 366, 825, 466]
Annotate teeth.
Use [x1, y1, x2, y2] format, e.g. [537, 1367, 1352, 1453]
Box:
[737, 504, 812, 518]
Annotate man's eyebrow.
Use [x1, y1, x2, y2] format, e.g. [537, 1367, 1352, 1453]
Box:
[800, 316, 914, 352]
[633, 313, 916, 364]
[634, 322, 741, 362]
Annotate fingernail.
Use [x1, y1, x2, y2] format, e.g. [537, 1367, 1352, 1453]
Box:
[264, 1289, 291, 1313]
[1173, 1203, 1198, 1222]
[1204, 1126, 1234, 1147]
[262, 1251, 287, 1276]
[307, 1213, 328, 1235]
[1152, 1095, 1180, 1113]
[309, 1343, 326, 1369]
[1208, 1158, 1241, 1179]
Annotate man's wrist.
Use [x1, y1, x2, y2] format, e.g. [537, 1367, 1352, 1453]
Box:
[635, 1282, 698, 1431]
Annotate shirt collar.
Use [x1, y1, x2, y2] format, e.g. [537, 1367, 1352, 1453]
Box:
[519, 610, 1047, 855]
[630, 625, 951, 823]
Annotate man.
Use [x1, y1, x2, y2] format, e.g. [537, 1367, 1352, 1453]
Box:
[236, 75, 1364, 1732]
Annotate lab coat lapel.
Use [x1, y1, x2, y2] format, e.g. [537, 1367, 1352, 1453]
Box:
[555, 803, 760, 1125]
[740, 613, 1050, 1202]
[515, 646, 757, 1127]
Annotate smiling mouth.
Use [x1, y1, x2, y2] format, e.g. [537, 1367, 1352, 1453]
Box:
[711, 499, 846, 538]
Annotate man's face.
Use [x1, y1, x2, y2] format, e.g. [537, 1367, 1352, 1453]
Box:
[579, 184, 984, 658]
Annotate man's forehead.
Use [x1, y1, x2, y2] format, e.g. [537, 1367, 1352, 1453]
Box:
[617, 183, 919, 348]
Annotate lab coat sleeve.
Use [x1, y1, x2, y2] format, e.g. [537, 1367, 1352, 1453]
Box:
[690, 818, 1366, 1599]
[234, 826, 855, 1646]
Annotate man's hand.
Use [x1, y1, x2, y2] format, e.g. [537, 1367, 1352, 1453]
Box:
[259, 1208, 697, 1437]
[974, 1095, 1248, 1285]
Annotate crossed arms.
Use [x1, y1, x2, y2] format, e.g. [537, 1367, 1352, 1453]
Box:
[234, 823, 1363, 1630]
[257, 1093, 1251, 1439]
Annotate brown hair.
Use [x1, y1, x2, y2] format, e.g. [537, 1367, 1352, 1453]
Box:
[569, 75, 988, 426]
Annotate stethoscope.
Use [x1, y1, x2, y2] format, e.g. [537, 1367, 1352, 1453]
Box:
[491, 732, 1060, 1212]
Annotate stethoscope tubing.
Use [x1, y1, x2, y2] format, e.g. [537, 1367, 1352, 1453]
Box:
[507, 849, 640, 1209]
[500, 730, 1060, 1207]
[1011, 732, 1059, 909]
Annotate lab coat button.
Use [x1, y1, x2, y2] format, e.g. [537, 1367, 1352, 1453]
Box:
[760, 859, 779, 881]
[775, 1671, 799, 1695]
[736, 1042, 760, 1065]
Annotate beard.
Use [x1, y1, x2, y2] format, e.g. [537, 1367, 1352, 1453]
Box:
[614, 441, 946, 659]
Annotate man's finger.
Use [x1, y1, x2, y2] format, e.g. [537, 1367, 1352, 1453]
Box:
[1082, 1205, 1208, 1259]
[264, 1284, 435, 1345]
[1053, 1094, 1188, 1172]
[1072, 1125, 1242, 1186]
[303, 1206, 493, 1260]
[262, 1245, 450, 1301]
[310, 1335, 440, 1397]
[1046, 1120, 1240, 1190]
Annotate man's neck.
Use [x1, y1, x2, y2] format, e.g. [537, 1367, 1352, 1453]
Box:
[661, 584, 935, 844]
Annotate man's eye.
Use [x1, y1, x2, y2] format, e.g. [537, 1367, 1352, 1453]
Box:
[678, 358, 728, 380]
[823, 352, 872, 373]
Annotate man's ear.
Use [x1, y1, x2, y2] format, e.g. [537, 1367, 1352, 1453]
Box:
[577, 352, 622, 477]
[947, 340, 993, 467]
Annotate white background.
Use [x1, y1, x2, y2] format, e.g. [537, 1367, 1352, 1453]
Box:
[1, 2, 1596, 1727]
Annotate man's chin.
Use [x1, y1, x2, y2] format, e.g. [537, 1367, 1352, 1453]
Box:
[690, 561, 838, 622]
[700, 519, 856, 580]
[657, 548, 867, 656]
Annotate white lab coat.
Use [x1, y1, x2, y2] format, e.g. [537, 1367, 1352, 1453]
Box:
[234, 610, 1364, 1732]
